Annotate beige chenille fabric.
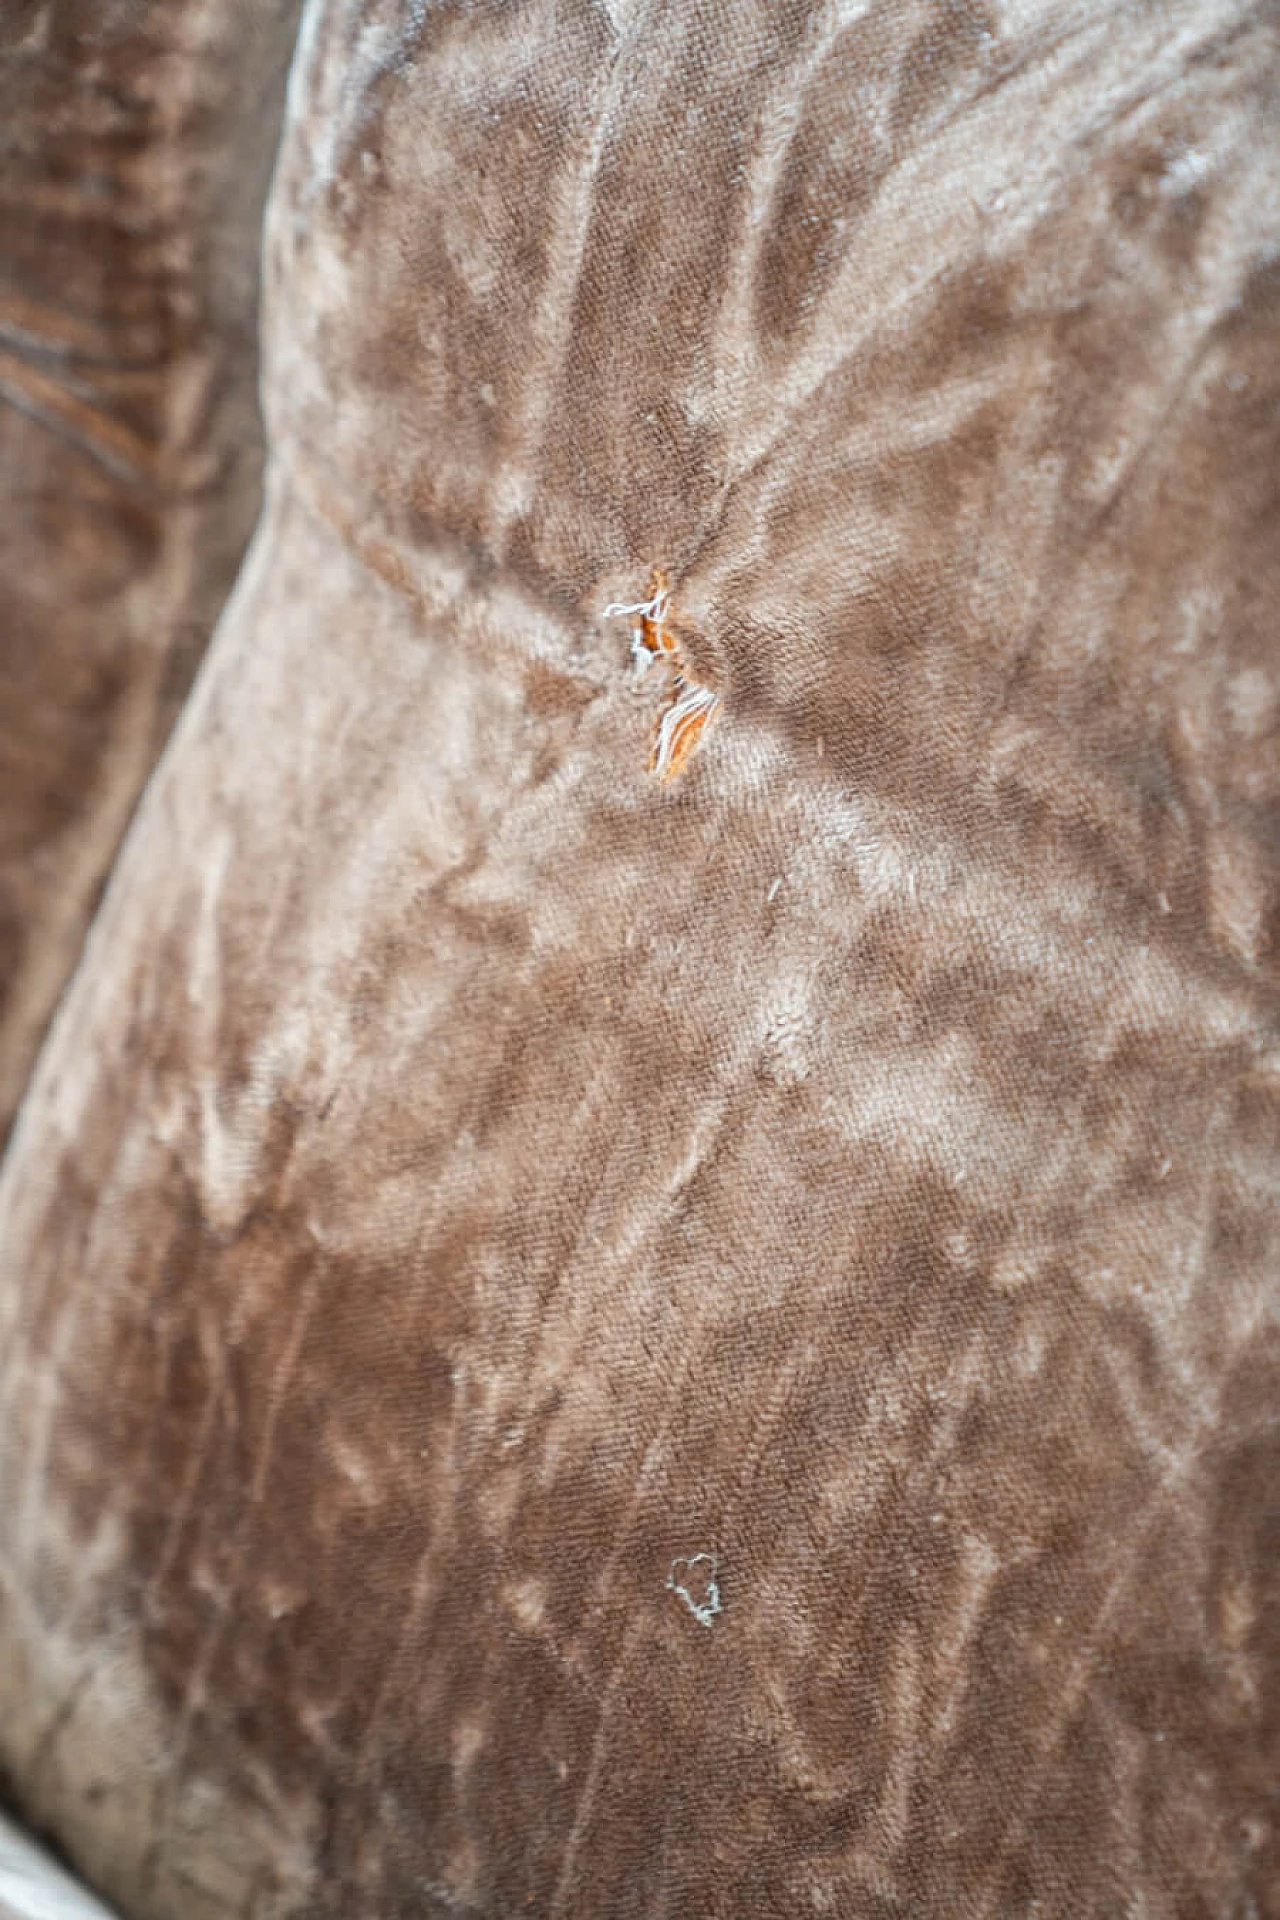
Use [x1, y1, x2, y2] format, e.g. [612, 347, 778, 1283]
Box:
[0, 2, 1277, 1918]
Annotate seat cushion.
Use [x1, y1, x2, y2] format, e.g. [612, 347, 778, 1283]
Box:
[0, 0, 302, 1142]
[0, 1, 1277, 1915]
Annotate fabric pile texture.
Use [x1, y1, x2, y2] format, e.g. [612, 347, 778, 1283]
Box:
[0, 2, 1277, 1917]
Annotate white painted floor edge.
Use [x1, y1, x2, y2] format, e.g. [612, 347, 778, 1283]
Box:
[0, 1815, 120, 1920]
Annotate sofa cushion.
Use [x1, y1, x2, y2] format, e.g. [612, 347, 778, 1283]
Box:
[0, 0, 302, 1142]
[0, 2, 1276, 1916]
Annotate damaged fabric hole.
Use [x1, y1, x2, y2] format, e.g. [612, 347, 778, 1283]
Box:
[603, 568, 721, 782]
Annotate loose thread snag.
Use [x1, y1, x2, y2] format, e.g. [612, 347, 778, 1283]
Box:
[666, 1552, 723, 1628]
[603, 568, 721, 783]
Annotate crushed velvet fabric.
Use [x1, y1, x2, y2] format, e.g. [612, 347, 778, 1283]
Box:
[0, 0, 303, 1143]
[1, 2, 1278, 1918]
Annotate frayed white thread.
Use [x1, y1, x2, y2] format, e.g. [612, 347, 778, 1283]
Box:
[667, 1552, 722, 1628]
[652, 682, 720, 781]
[605, 589, 672, 676]
[630, 627, 657, 673]
[602, 586, 671, 623]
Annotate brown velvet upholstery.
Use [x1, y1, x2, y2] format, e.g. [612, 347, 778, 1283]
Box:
[0, 2, 1277, 1916]
[0, 0, 302, 1143]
